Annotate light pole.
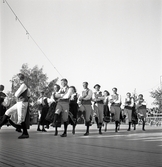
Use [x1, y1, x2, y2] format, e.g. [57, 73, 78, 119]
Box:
[160, 76, 162, 89]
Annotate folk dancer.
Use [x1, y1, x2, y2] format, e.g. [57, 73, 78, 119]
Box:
[0, 85, 11, 129]
[0, 73, 30, 139]
[37, 90, 49, 132]
[110, 87, 122, 132]
[131, 102, 138, 130]
[69, 86, 78, 135]
[78, 82, 93, 136]
[136, 94, 147, 131]
[53, 79, 73, 137]
[0, 85, 7, 117]
[45, 84, 61, 136]
[103, 90, 110, 132]
[123, 92, 135, 131]
[92, 84, 105, 134]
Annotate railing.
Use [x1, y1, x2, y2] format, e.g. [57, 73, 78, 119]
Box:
[145, 116, 162, 126]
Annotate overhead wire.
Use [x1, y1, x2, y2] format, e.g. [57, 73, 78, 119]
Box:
[138, 84, 160, 94]
[3, 0, 63, 78]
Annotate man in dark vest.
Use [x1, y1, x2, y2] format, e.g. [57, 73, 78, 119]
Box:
[54, 78, 73, 137]
[0, 73, 30, 139]
[78, 82, 93, 136]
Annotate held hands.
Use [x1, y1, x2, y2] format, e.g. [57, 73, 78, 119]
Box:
[79, 96, 83, 101]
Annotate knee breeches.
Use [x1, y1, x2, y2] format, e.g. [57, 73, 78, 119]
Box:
[94, 103, 104, 123]
[55, 102, 69, 122]
[124, 108, 132, 122]
[79, 104, 92, 122]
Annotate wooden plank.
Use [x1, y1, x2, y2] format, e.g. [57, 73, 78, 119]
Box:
[0, 125, 162, 167]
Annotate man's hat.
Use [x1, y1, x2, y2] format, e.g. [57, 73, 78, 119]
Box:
[94, 84, 101, 89]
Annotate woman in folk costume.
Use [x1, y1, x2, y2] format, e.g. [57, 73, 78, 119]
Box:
[45, 84, 62, 136]
[68, 86, 78, 135]
[131, 101, 138, 130]
[0, 85, 11, 129]
[110, 87, 122, 132]
[0, 73, 30, 139]
[78, 82, 93, 136]
[37, 90, 49, 132]
[92, 84, 105, 134]
[123, 92, 135, 131]
[136, 94, 147, 131]
[0, 85, 7, 117]
[103, 90, 110, 132]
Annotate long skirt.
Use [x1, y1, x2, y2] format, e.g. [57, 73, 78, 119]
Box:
[40, 106, 49, 125]
[69, 101, 78, 126]
[25, 104, 30, 129]
[103, 105, 110, 123]
[132, 107, 138, 124]
[45, 102, 57, 123]
[0, 104, 6, 117]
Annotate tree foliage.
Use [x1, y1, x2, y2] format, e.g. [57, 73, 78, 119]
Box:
[7, 64, 58, 113]
[150, 87, 162, 112]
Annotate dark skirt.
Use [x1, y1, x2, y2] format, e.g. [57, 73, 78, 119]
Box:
[132, 107, 138, 124]
[69, 100, 78, 126]
[40, 106, 49, 125]
[45, 102, 57, 123]
[103, 105, 110, 123]
[25, 104, 30, 129]
[0, 104, 6, 117]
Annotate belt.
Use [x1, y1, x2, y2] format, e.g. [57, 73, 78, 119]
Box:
[59, 99, 69, 102]
[96, 101, 104, 104]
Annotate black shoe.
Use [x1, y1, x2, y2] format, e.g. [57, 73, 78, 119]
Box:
[42, 129, 47, 132]
[127, 128, 130, 131]
[16, 128, 22, 133]
[54, 131, 58, 136]
[99, 131, 102, 134]
[84, 132, 89, 136]
[45, 125, 49, 129]
[37, 128, 41, 131]
[115, 129, 118, 133]
[72, 129, 75, 135]
[60, 133, 67, 137]
[142, 129, 146, 131]
[18, 134, 29, 139]
[89, 122, 92, 126]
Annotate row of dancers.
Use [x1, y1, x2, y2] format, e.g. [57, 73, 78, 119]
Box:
[36, 79, 147, 137]
[0, 73, 147, 139]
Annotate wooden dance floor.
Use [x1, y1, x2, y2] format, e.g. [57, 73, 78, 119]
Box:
[0, 124, 162, 167]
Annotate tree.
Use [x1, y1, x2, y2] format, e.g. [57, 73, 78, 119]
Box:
[7, 63, 58, 113]
[150, 88, 162, 112]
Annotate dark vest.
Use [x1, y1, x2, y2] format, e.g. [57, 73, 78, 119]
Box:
[94, 91, 103, 104]
[18, 88, 28, 102]
[82, 89, 92, 105]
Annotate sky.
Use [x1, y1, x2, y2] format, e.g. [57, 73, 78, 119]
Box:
[0, 0, 162, 107]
